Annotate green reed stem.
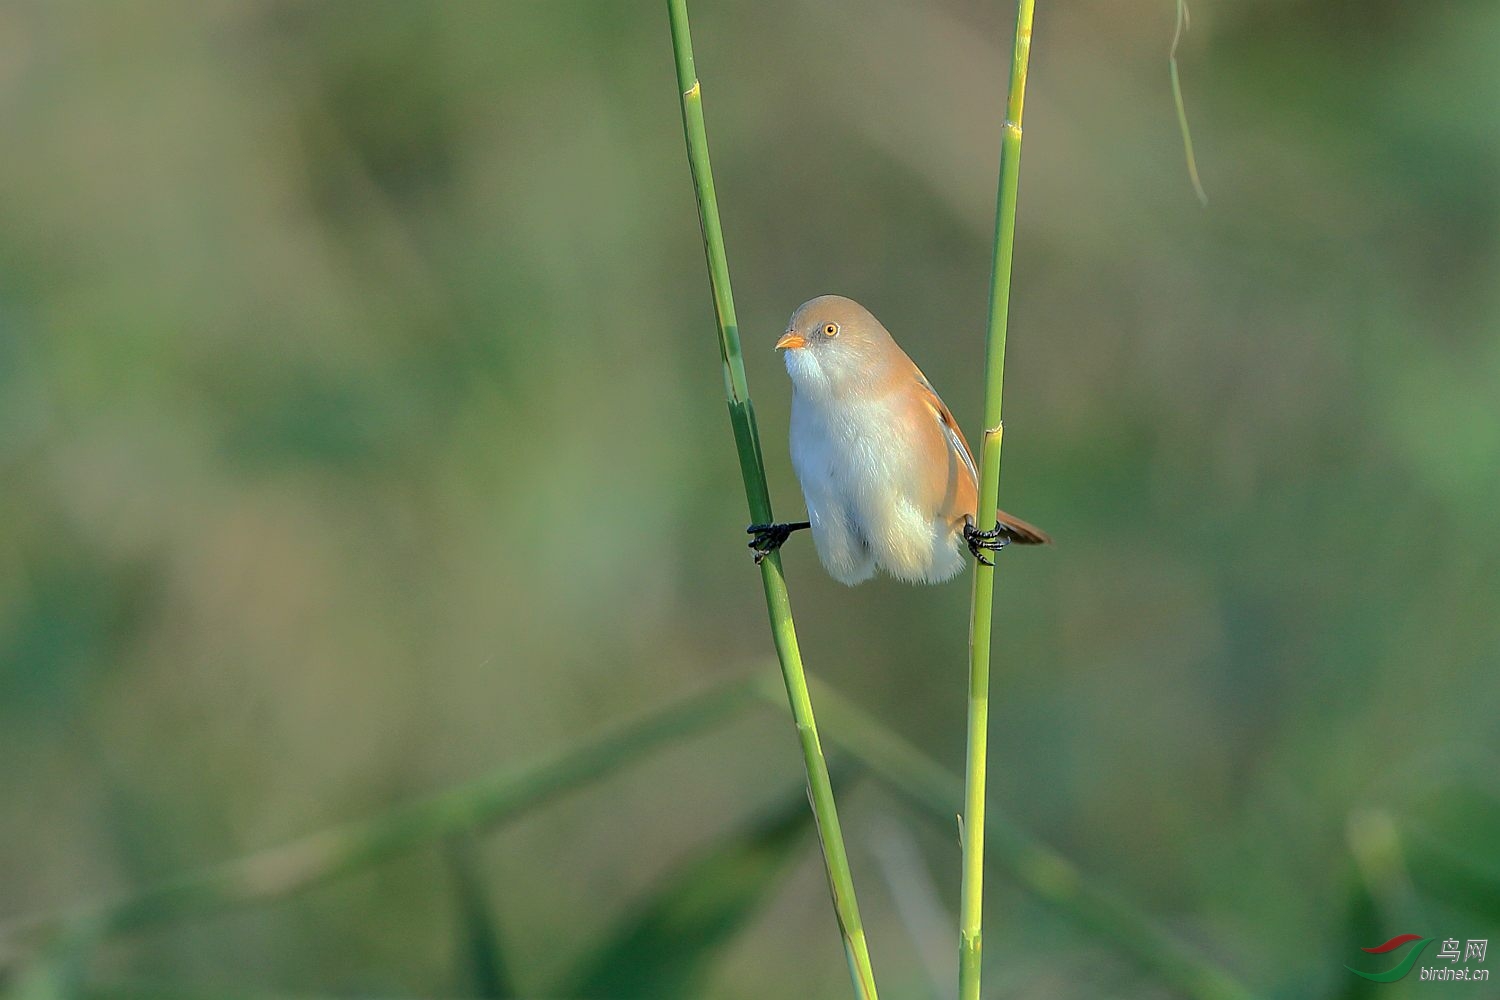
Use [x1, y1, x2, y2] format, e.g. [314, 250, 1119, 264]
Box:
[765, 679, 1260, 1000]
[0, 678, 755, 970]
[666, 3, 879, 997]
[962, 2, 1035, 997]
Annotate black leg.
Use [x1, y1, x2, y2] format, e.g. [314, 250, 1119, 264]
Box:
[747, 521, 810, 563]
[963, 517, 1009, 566]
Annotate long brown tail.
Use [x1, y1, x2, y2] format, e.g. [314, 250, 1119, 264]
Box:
[995, 508, 1052, 545]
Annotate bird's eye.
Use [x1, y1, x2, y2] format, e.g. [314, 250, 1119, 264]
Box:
[823, 323, 839, 337]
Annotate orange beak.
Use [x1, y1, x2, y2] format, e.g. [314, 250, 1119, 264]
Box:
[775, 331, 807, 351]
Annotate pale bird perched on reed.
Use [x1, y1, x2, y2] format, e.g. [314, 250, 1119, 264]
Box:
[749, 295, 1049, 584]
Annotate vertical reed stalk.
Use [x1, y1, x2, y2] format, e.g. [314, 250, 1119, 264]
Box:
[961, 2, 1036, 998]
[666, 3, 879, 997]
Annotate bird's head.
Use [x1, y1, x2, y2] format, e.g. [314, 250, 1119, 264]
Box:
[776, 295, 898, 399]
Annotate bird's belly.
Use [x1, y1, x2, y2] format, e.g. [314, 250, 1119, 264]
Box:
[792, 398, 965, 584]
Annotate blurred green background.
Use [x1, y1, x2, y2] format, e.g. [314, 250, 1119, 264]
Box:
[2, 1, 1497, 998]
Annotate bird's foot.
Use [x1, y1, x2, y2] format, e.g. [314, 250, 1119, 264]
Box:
[747, 521, 809, 564]
[963, 521, 1009, 567]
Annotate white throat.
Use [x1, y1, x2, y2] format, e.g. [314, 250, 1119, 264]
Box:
[782, 348, 840, 406]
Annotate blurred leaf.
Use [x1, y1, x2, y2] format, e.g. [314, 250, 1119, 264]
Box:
[0, 679, 756, 970]
[566, 781, 819, 999]
[444, 834, 515, 999]
[3, 922, 99, 1000]
[1170, 0, 1210, 206]
[1331, 863, 1382, 1000]
[1398, 788, 1500, 921]
[775, 679, 1262, 1000]
[1403, 831, 1500, 924]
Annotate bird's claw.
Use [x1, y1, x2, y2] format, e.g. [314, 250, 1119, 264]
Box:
[963, 521, 1009, 565]
[747, 522, 795, 564]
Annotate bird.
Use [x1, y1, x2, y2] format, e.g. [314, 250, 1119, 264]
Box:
[748, 294, 1049, 585]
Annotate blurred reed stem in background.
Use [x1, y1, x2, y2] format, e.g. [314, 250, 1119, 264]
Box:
[665, 2, 879, 996]
[778, 679, 1262, 1000]
[1170, 0, 1210, 206]
[961, 1, 1035, 997]
[0, 678, 756, 973]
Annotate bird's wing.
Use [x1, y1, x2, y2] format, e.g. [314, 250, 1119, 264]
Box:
[914, 368, 1051, 545]
[914, 369, 978, 484]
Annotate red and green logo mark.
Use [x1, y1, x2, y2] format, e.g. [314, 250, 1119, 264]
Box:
[1347, 935, 1433, 982]
[1348, 934, 1490, 982]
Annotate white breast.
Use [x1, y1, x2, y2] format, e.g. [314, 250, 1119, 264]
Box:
[786, 365, 966, 585]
